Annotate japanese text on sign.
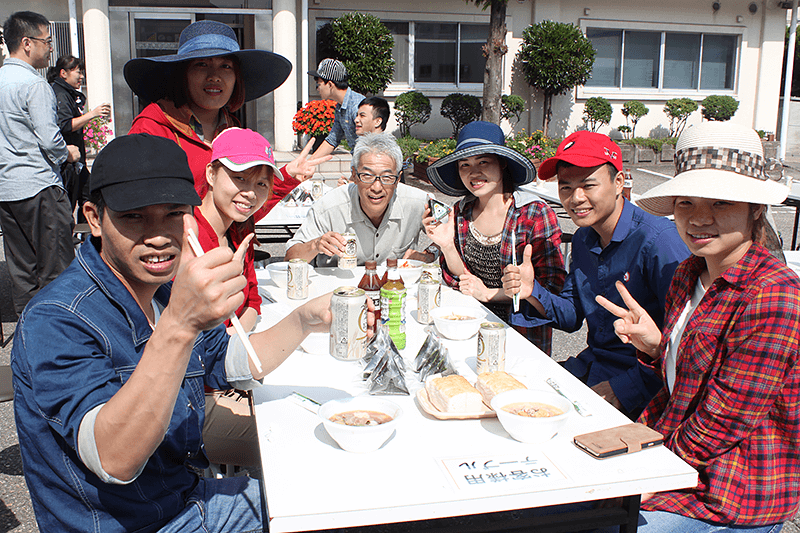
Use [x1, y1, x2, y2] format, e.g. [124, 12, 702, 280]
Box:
[440, 452, 566, 491]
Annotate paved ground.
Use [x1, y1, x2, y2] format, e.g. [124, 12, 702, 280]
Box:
[1, 161, 799, 532]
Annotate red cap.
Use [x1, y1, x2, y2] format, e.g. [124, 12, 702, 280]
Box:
[538, 131, 623, 180]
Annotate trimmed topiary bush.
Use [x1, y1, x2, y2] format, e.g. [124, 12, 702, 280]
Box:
[501, 94, 526, 127]
[441, 93, 482, 137]
[700, 95, 739, 122]
[621, 100, 649, 139]
[327, 13, 395, 95]
[583, 97, 612, 133]
[394, 91, 431, 138]
[664, 98, 698, 137]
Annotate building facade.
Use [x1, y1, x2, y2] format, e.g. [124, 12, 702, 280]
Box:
[1, 0, 790, 150]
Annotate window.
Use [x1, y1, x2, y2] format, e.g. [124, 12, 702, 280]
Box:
[315, 19, 488, 90]
[585, 27, 738, 92]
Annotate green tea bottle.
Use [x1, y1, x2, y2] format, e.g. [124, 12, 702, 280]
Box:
[380, 260, 406, 349]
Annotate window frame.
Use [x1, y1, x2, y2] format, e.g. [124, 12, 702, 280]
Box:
[578, 19, 742, 100]
[311, 9, 494, 97]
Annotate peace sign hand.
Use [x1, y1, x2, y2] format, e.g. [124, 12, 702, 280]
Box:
[595, 281, 662, 360]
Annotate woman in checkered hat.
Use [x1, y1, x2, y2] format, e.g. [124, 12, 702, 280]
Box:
[423, 121, 566, 355]
[597, 121, 800, 532]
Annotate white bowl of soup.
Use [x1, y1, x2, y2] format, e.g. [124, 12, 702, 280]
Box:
[318, 397, 403, 453]
[430, 306, 487, 340]
[395, 259, 425, 285]
[490, 389, 573, 443]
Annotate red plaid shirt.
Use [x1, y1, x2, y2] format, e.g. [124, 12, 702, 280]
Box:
[639, 243, 800, 525]
[441, 191, 565, 354]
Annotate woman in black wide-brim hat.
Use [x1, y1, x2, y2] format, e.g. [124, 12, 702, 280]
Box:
[423, 121, 566, 354]
[125, 20, 326, 217]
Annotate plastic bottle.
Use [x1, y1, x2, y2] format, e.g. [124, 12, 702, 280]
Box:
[380, 260, 406, 349]
[359, 261, 382, 322]
[622, 168, 633, 200]
[381, 258, 397, 287]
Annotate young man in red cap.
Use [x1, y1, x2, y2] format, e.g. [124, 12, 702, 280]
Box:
[502, 131, 689, 419]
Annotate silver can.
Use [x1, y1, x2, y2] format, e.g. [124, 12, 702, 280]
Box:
[416, 278, 441, 324]
[287, 259, 309, 300]
[310, 178, 324, 201]
[420, 263, 441, 283]
[476, 322, 506, 374]
[329, 287, 368, 361]
[338, 232, 357, 270]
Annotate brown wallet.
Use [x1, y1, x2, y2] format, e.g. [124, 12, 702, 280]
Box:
[573, 423, 663, 459]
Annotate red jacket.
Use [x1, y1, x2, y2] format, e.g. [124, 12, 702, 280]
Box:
[129, 101, 299, 217]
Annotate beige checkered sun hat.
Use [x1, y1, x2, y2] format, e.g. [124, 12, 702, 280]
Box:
[636, 122, 788, 216]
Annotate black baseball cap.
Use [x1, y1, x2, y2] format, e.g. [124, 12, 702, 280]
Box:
[90, 134, 201, 212]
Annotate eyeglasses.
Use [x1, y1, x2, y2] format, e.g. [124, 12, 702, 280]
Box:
[356, 172, 400, 185]
[27, 36, 53, 46]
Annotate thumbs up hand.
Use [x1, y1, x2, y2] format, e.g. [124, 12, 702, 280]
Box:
[502, 243, 535, 300]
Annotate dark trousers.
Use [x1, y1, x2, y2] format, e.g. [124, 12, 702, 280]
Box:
[0, 186, 75, 316]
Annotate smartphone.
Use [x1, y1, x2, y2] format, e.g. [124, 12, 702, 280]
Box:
[428, 198, 451, 223]
[573, 423, 663, 459]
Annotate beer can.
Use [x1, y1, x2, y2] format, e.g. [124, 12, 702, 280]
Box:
[476, 322, 506, 373]
[416, 278, 441, 324]
[310, 178, 324, 201]
[287, 259, 309, 300]
[338, 232, 357, 270]
[420, 263, 441, 283]
[329, 287, 368, 361]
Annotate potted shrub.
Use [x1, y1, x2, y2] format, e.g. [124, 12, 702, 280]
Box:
[621, 100, 648, 139]
[441, 93, 482, 138]
[664, 98, 698, 137]
[583, 97, 612, 133]
[292, 99, 336, 151]
[700, 95, 739, 122]
[395, 91, 431, 138]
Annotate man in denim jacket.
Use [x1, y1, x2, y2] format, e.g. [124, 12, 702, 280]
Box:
[11, 134, 336, 533]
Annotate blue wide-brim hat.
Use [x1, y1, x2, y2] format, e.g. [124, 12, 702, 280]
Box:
[426, 121, 535, 197]
[124, 20, 292, 105]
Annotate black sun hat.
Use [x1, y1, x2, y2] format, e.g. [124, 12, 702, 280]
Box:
[123, 20, 292, 105]
[426, 121, 535, 197]
[90, 134, 201, 212]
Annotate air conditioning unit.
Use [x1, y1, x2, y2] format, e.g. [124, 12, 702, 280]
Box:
[779, 1, 796, 9]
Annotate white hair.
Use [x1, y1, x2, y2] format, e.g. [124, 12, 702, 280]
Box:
[351, 132, 402, 174]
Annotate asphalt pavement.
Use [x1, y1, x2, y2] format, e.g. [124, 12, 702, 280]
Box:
[1, 161, 799, 532]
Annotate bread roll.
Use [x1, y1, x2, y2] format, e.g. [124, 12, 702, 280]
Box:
[425, 375, 483, 413]
[475, 371, 526, 405]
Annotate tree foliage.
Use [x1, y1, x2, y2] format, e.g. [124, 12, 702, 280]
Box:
[621, 100, 648, 139]
[465, 0, 508, 123]
[700, 95, 739, 122]
[441, 93, 483, 137]
[327, 13, 395, 95]
[517, 20, 596, 136]
[501, 94, 526, 127]
[664, 98, 698, 137]
[583, 97, 612, 133]
[394, 91, 431, 137]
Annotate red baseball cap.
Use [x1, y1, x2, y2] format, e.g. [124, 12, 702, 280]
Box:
[538, 131, 623, 180]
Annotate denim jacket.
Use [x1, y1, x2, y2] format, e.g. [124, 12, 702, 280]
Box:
[11, 238, 232, 533]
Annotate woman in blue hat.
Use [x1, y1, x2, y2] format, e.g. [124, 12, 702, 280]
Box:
[124, 20, 326, 219]
[424, 121, 566, 354]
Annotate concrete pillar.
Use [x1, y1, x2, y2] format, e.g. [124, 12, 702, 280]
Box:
[82, 0, 115, 138]
[273, 0, 297, 152]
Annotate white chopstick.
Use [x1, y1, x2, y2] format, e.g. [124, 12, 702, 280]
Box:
[511, 230, 519, 313]
[186, 228, 263, 373]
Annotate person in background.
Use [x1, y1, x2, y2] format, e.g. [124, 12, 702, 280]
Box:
[285, 132, 433, 266]
[355, 96, 390, 135]
[195, 127, 281, 468]
[125, 20, 327, 218]
[308, 58, 364, 159]
[47, 54, 111, 217]
[502, 131, 689, 418]
[12, 133, 354, 533]
[424, 121, 565, 355]
[0, 11, 80, 316]
[596, 121, 799, 533]
[337, 96, 392, 186]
